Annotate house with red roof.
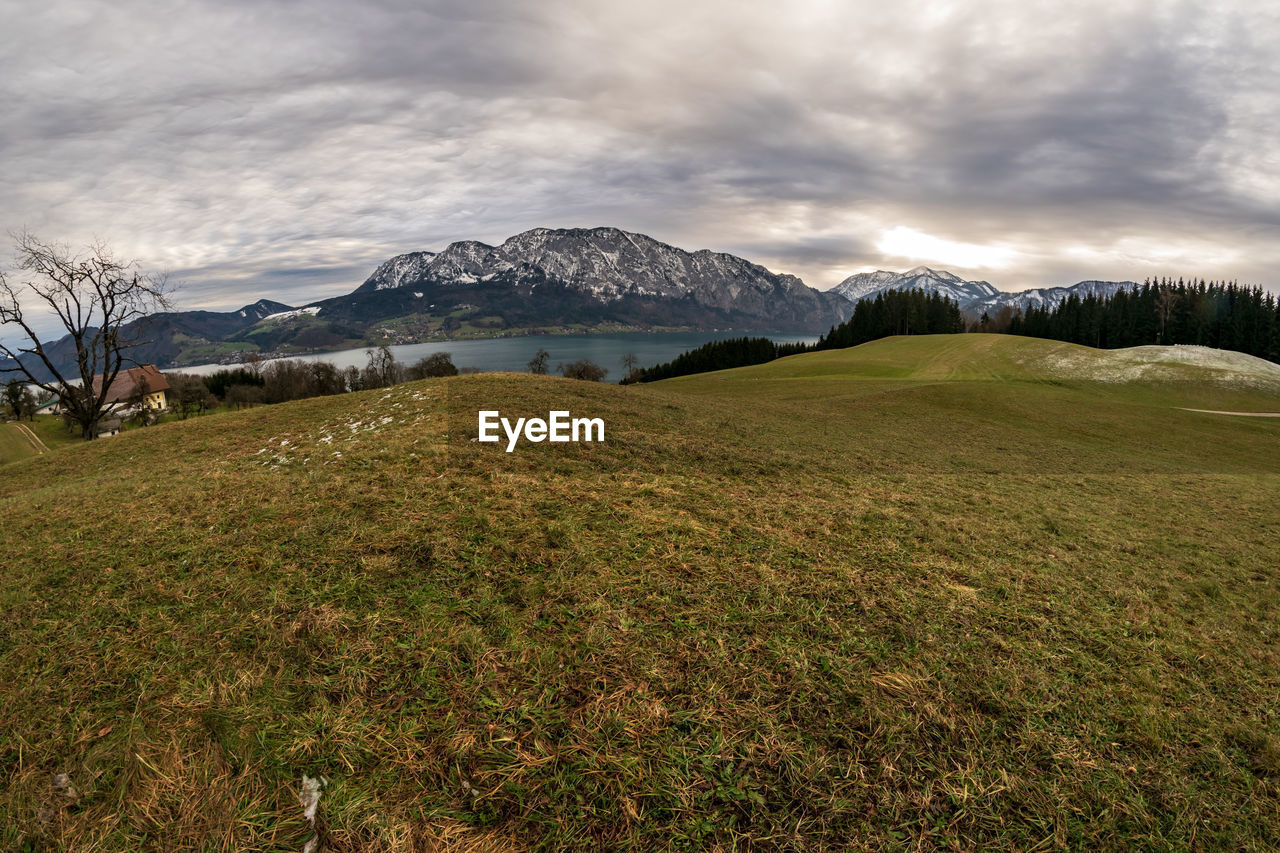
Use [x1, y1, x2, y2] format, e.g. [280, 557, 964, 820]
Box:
[91, 364, 171, 412]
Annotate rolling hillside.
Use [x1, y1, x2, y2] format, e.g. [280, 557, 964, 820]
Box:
[670, 334, 1280, 388]
[2, 336, 1278, 850]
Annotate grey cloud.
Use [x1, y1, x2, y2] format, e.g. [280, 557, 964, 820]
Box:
[2, 0, 1278, 345]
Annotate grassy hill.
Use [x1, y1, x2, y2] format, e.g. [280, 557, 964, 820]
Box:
[672, 332, 1280, 389]
[2, 335, 1278, 850]
[0, 423, 41, 466]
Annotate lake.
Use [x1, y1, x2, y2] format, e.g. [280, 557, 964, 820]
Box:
[175, 331, 819, 380]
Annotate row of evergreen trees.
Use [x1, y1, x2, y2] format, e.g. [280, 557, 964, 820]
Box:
[814, 289, 965, 351]
[626, 337, 811, 383]
[629, 290, 965, 382]
[1006, 279, 1279, 362]
[628, 279, 1278, 384]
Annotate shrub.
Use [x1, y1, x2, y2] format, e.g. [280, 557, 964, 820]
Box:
[558, 359, 608, 382]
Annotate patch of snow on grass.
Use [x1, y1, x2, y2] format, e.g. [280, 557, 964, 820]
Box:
[251, 386, 441, 469]
[1028, 343, 1280, 389]
[1124, 345, 1280, 375]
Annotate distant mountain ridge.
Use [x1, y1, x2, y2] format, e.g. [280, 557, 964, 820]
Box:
[354, 226, 846, 319]
[833, 266, 1001, 306]
[832, 266, 1136, 315]
[234, 299, 297, 322]
[4, 228, 848, 377]
[966, 280, 1137, 315]
[0, 300, 297, 383]
[3, 226, 1156, 380]
[303, 226, 850, 338]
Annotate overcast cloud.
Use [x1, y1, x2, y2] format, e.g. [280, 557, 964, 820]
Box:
[2, 0, 1278, 338]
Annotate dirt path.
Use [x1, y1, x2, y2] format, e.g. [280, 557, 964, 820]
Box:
[1178, 408, 1280, 417]
[13, 422, 50, 452]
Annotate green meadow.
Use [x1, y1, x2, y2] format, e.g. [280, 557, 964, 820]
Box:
[2, 334, 1278, 850]
[0, 424, 38, 466]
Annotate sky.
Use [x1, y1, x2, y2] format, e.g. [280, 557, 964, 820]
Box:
[2, 0, 1278, 339]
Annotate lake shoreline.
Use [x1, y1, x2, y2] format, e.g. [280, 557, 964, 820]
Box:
[168, 330, 821, 381]
[163, 323, 709, 370]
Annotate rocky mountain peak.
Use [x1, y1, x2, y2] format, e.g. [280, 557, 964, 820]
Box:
[833, 267, 998, 304]
[350, 226, 848, 329]
[237, 299, 295, 320]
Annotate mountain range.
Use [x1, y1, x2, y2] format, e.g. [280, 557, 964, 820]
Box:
[967, 280, 1137, 315]
[2, 227, 1138, 379]
[330, 226, 849, 333]
[834, 266, 1135, 315]
[834, 266, 1001, 305]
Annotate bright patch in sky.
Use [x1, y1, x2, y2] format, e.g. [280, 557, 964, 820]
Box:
[877, 227, 1016, 270]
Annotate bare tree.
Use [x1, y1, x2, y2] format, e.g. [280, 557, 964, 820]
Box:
[0, 233, 170, 439]
[242, 352, 264, 377]
[342, 364, 362, 393]
[167, 373, 217, 419]
[363, 345, 401, 388]
[621, 351, 638, 382]
[528, 347, 550, 375]
[4, 378, 35, 420]
[558, 359, 608, 381]
[407, 352, 458, 379]
[225, 383, 264, 409]
[125, 371, 159, 427]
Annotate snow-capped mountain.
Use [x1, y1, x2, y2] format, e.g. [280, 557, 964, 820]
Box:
[833, 266, 1000, 306]
[4, 227, 845, 377]
[966, 280, 1137, 315]
[236, 299, 295, 321]
[359, 252, 438, 292]
[352, 226, 848, 326]
[831, 267, 1138, 315]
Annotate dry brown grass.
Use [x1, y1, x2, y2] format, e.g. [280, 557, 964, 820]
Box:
[2, 343, 1279, 849]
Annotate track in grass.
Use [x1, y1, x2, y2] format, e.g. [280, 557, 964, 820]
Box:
[0, 422, 47, 465]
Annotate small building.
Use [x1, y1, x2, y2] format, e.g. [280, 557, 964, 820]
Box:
[95, 417, 123, 438]
[33, 398, 62, 416]
[91, 365, 171, 411]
